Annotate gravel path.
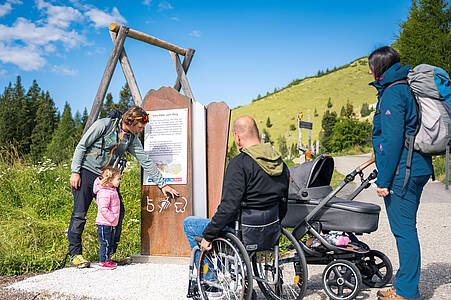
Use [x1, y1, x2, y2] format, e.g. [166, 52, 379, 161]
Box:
[3, 155, 451, 300]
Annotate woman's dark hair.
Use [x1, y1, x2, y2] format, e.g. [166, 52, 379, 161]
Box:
[122, 105, 149, 126]
[368, 46, 400, 78]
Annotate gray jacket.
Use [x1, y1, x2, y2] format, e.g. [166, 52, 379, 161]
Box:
[71, 118, 166, 188]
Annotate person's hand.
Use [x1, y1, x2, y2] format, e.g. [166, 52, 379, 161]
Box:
[376, 187, 389, 197]
[70, 173, 81, 189]
[201, 238, 212, 251]
[161, 185, 179, 198]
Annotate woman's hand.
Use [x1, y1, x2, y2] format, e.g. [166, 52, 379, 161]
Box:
[161, 185, 180, 198]
[376, 187, 389, 197]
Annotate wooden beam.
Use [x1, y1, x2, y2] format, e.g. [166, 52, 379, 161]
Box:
[109, 22, 187, 56]
[84, 25, 128, 133]
[109, 30, 143, 107]
[174, 48, 195, 92]
[169, 51, 194, 100]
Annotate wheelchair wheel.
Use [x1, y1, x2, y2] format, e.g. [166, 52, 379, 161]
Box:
[197, 232, 253, 300]
[358, 250, 393, 288]
[252, 228, 308, 300]
[322, 259, 362, 300]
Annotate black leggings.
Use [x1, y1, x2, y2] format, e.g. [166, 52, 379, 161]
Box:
[67, 168, 125, 256]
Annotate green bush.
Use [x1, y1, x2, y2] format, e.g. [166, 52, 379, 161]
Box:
[329, 118, 372, 152]
[0, 158, 142, 275]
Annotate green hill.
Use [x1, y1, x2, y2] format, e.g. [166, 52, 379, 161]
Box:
[230, 57, 377, 150]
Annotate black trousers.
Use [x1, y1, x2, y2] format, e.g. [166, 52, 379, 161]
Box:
[67, 168, 125, 256]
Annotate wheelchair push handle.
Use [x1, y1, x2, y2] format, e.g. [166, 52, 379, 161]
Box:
[358, 157, 375, 171]
[194, 236, 203, 243]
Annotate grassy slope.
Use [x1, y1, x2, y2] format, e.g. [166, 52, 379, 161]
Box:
[230, 57, 376, 149]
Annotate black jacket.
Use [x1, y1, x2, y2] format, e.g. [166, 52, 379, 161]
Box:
[202, 150, 289, 241]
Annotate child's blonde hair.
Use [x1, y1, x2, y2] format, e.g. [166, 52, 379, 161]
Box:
[99, 167, 121, 186]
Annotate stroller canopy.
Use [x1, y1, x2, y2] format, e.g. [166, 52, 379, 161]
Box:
[290, 155, 334, 190]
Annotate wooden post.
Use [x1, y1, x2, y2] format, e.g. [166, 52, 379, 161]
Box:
[84, 25, 128, 133]
[109, 30, 142, 107]
[109, 22, 187, 56]
[206, 102, 230, 218]
[308, 114, 312, 151]
[446, 143, 449, 190]
[316, 140, 320, 155]
[261, 133, 266, 144]
[174, 48, 195, 92]
[298, 119, 302, 155]
[169, 51, 194, 100]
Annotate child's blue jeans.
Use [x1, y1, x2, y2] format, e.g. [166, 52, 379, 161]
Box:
[97, 224, 116, 263]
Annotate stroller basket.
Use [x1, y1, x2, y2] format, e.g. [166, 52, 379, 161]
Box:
[282, 155, 381, 233]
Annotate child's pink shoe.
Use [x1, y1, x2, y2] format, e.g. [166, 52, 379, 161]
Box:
[98, 260, 117, 270]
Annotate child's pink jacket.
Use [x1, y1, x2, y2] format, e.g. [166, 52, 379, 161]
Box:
[93, 177, 120, 226]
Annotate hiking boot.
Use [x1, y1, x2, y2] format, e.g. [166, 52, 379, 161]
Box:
[378, 291, 419, 300]
[98, 260, 117, 270]
[377, 287, 396, 298]
[111, 257, 132, 266]
[70, 254, 90, 269]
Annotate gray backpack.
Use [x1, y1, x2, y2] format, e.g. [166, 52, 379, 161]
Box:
[389, 64, 451, 189]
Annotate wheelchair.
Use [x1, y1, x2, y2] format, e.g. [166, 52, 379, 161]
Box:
[187, 220, 308, 300]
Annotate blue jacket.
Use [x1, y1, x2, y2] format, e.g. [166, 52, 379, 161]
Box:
[370, 63, 432, 188]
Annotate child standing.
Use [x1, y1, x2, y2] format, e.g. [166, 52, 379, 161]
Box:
[93, 167, 122, 270]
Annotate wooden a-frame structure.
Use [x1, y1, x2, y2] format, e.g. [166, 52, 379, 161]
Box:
[84, 22, 196, 133]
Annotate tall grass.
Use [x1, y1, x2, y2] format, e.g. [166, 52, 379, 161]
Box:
[0, 156, 142, 275]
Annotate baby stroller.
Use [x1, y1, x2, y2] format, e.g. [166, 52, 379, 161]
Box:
[282, 155, 393, 300]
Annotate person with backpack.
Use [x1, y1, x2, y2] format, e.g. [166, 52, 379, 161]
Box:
[368, 46, 433, 300]
[68, 105, 179, 268]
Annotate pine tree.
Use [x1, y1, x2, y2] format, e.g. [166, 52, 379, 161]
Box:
[327, 97, 333, 108]
[100, 92, 114, 118]
[360, 102, 371, 117]
[114, 83, 134, 113]
[314, 108, 319, 117]
[397, 0, 451, 73]
[319, 110, 337, 153]
[266, 116, 272, 128]
[47, 102, 77, 163]
[0, 83, 15, 148]
[81, 107, 88, 128]
[30, 91, 58, 160]
[277, 135, 289, 158]
[22, 80, 41, 154]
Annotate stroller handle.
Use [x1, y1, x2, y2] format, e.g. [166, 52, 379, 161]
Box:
[358, 158, 375, 172]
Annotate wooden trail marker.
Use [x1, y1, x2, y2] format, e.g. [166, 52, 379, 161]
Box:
[141, 87, 192, 256]
[206, 102, 231, 218]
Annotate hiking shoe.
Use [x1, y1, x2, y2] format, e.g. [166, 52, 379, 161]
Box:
[378, 291, 419, 300]
[377, 287, 396, 298]
[111, 257, 132, 266]
[98, 260, 117, 270]
[70, 255, 90, 269]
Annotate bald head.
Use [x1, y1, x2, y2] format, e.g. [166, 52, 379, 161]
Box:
[232, 116, 260, 148]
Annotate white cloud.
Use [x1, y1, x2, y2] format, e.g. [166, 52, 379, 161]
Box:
[158, 1, 173, 11]
[189, 30, 200, 38]
[170, 16, 180, 21]
[0, 42, 46, 71]
[0, 0, 23, 18]
[51, 64, 78, 76]
[85, 7, 126, 29]
[0, 17, 85, 49]
[0, 3, 13, 17]
[0, 69, 7, 76]
[142, 0, 152, 6]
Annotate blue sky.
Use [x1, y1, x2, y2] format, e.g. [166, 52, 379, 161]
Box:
[0, 0, 413, 115]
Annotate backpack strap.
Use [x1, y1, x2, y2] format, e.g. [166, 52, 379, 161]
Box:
[100, 118, 119, 157]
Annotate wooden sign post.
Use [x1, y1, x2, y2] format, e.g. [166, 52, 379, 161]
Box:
[141, 87, 193, 256]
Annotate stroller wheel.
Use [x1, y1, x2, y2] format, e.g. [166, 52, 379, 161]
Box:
[322, 260, 362, 300]
[358, 250, 393, 288]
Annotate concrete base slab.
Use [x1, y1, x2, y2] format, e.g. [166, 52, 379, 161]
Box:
[130, 254, 190, 265]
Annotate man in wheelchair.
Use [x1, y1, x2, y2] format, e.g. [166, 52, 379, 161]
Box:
[184, 116, 292, 299]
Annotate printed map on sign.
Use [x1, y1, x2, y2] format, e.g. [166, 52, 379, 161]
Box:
[143, 108, 188, 185]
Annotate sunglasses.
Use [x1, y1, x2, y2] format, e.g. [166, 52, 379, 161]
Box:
[134, 115, 149, 122]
